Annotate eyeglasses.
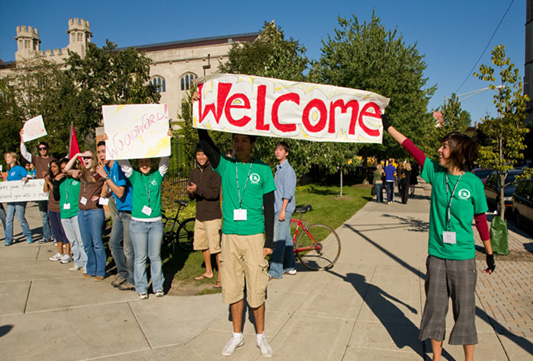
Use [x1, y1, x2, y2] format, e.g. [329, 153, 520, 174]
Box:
[38, 147, 47, 150]
[82, 156, 93, 160]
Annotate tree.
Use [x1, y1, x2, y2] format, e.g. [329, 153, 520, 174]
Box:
[310, 13, 436, 164]
[474, 45, 530, 219]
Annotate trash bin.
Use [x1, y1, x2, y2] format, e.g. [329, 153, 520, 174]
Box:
[490, 215, 509, 255]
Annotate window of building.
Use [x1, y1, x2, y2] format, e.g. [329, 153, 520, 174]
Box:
[180, 72, 198, 91]
[149, 76, 166, 93]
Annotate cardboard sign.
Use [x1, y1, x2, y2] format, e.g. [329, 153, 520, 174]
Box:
[102, 104, 171, 160]
[22, 115, 47, 142]
[0, 179, 48, 203]
[193, 74, 389, 143]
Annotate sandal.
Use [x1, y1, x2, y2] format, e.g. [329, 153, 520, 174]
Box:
[194, 274, 213, 280]
[213, 281, 222, 289]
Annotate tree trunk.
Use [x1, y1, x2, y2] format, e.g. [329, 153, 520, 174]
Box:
[339, 166, 343, 197]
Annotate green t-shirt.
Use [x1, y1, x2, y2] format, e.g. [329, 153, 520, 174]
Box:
[421, 158, 488, 260]
[128, 169, 165, 220]
[59, 178, 81, 219]
[215, 155, 276, 235]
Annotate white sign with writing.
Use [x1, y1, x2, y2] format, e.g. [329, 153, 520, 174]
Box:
[193, 74, 389, 143]
[102, 104, 171, 160]
[0, 180, 48, 203]
[22, 115, 47, 142]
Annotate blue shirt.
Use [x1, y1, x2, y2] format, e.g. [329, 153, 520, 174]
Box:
[7, 165, 28, 181]
[104, 161, 133, 212]
[274, 159, 296, 214]
[384, 164, 396, 182]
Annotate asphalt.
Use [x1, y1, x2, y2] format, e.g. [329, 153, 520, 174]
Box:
[1, 180, 532, 361]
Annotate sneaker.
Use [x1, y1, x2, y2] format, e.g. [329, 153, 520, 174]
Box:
[4, 241, 12, 246]
[139, 292, 148, 300]
[69, 265, 82, 272]
[256, 334, 273, 358]
[155, 290, 164, 297]
[82, 273, 93, 279]
[111, 277, 126, 288]
[93, 276, 104, 282]
[60, 254, 72, 264]
[284, 269, 297, 275]
[49, 253, 63, 262]
[222, 333, 244, 356]
[118, 281, 135, 291]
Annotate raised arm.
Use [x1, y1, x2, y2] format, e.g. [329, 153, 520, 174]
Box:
[382, 114, 426, 167]
[19, 129, 32, 163]
[117, 159, 133, 178]
[198, 129, 221, 169]
[159, 156, 169, 177]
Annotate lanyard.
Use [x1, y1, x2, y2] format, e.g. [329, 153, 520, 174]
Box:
[65, 178, 70, 202]
[236, 161, 253, 209]
[445, 173, 463, 230]
[142, 174, 152, 205]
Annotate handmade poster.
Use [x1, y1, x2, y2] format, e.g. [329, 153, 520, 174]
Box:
[22, 115, 47, 142]
[102, 104, 171, 160]
[0, 179, 48, 203]
[193, 74, 389, 143]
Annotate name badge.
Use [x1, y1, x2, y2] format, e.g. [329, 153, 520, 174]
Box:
[80, 197, 88, 205]
[99, 197, 109, 206]
[63, 203, 70, 210]
[234, 208, 247, 221]
[142, 205, 152, 216]
[443, 231, 457, 244]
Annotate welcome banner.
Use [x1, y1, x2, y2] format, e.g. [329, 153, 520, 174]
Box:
[193, 74, 389, 143]
[102, 104, 171, 160]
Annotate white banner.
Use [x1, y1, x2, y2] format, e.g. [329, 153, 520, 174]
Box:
[0, 180, 48, 203]
[102, 104, 171, 160]
[22, 115, 47, 142]
[193, 74, 389, 143]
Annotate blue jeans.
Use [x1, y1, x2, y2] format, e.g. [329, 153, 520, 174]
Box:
[385, 181, 395, 203]
[78, 208, 106, 277]
[109, 205, 134, 284]
[61, 216, 87, 268]
[5, 202, 34, 245]
[0, 203, 6, 233]
[38, 200, 52, 241]
[269, 211, 295, 278]
[129, 219, 164, 294]
[375, 182, 383, 203]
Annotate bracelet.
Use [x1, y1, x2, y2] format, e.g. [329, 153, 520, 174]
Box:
[104, 175, 110, 180]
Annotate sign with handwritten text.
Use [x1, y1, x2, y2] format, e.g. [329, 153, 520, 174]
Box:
[0, 180, 48, 203]
[193, 74, 389, 143]
[22, 115, 47, 142]
[102, 104, 171, 160]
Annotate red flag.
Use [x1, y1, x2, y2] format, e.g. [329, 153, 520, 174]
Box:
[69, 124, 80, 160]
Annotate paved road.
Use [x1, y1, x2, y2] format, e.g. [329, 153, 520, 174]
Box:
[0, 181, 532, 360]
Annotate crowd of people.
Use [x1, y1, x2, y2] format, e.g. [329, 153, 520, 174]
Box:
[372, 158, 420, 205]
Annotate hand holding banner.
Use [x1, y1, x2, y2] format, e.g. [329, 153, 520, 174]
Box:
[102, 104, 171, 160]
[193, 74, 389, 143]
[22, 115, 47, 143]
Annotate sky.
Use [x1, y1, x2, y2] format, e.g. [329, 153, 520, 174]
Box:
[0, 0, 527, 124]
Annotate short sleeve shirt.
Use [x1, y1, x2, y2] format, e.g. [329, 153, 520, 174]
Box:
[59, 178, 81, 219]
[128, 169, 165, 220]
[421, 157, 488, 260]
[7, 165, 28, 181]
[215, 155, 276, 235]
[105, 161, 133, 212]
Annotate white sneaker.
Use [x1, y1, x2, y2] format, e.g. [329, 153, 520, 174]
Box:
[69, 265, 82, 271]
[60, 254, 72, 264]
[222, 333, 244, 356]
[49, 253, 63, 262]
[285, 269, 297, 275]
[256, 334, 273, 358]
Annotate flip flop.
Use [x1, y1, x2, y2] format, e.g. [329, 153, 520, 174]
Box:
[213, 282, 222, 289]
[194, 274, 213, 281]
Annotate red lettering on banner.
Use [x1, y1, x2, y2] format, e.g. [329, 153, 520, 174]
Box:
[302, 99, 327, 133]
[272, 93, 299, 133]
[330, 100, 360, 135]
[358, 102, 380, 137]
[225, 93, 251, 127]
[198, 82, 232, 124]
[256, 85, 269, 130]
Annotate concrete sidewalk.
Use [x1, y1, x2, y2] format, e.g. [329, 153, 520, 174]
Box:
[1, 182, 532, 361]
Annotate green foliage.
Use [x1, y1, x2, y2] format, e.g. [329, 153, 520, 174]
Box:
[474, 45, 530, 220]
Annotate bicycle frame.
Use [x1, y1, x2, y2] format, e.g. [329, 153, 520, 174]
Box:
[290, 218, 322, 254]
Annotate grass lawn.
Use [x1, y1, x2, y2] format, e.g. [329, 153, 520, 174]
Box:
[161, 182, 373, 295]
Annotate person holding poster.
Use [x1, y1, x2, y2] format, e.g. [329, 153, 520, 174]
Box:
[65, 150, 106, 281]
[20, 130, 56, 243]
[3, 152, 34, 246]
[196, 125, 275, 357]
[381, 114, 495, 361]
[117, 140, 171, 300]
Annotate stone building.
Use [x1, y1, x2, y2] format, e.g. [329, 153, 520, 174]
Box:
[0, 18, 259, 122]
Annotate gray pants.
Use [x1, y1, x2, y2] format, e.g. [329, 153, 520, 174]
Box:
[419, 255, 477, 345]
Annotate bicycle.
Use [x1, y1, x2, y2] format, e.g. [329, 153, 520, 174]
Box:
[291, 205, 341, 271]
[162, 200, 196, 254]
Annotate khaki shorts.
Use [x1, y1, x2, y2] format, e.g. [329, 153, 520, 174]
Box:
[220, 234, 269, 308]
[193, 219, 222, 253]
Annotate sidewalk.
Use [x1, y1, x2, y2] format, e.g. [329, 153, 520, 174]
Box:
[0, 181, 532, 360]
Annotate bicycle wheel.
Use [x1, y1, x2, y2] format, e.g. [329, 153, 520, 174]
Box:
[295, 224, 341, 271]
[176, 218, 196, 252]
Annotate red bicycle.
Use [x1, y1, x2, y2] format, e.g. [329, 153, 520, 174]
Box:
[291, 205, 341, 271]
